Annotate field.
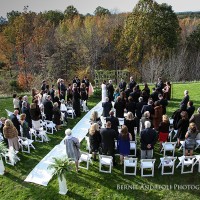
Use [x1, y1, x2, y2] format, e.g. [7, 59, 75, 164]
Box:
[0, 83, 200, 200]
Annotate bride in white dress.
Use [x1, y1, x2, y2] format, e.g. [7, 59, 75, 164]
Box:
[101, 80, 107, 102]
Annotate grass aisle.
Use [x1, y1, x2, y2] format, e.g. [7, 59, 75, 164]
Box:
[0, 84, 200, 200]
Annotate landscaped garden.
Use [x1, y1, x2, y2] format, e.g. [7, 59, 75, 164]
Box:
[0, 82, 200, 200]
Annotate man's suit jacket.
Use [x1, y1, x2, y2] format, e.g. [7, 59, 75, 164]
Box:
[106, 116, 119, 133]
[10, 114, 20, 134]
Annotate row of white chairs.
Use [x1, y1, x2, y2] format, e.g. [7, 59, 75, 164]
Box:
[78, 152, 200, 177]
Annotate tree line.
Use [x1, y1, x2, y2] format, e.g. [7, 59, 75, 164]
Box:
[0, 0, 200, 92]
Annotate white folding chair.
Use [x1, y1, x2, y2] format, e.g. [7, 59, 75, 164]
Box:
[195, 133, 200, 150]
[176, 156, 196, 174]
[118, 118, 124, 126]
[124, 157, 137, 175]
[18, 137, 35, 153]
[161, 142, 177, 156]
[140, 159, 156, 177]
[45, 120, 57, 134]
[0, 132, 4, 142]
[85, 136, 91, 153]
[78, 151, 93, 170]
[168, 129, 178, 142]
[178, 141, 185, 155]
[158, 157, 177, 175]
[5, 109, 13, 118]
[66, 107, 76, 119]
[129, 141, 137, 157]
[99, 155, 113, 173]
[100, 116, 106, 128]
[193, 155, 200, 172]
[29, 128, 49, 143]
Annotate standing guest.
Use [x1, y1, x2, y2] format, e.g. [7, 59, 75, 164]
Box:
[162, 81, 171, 100]
[120, 91, 127, 106]
[177, 111, 189, 146]
[158, 115, 170, 150]
[119, 78, 127, 92]
[113, 88, 120, 102]
[153, 101, 163, 130]
[102, 97, 112, 117]
[0, 117, 8, 147]
[80, 83, 88, 103]
[185, 122, 198, 156]
[49, 84, 55, 103]
[60, 79, 67, 100]
[158, 94, 168, 115]
[41, 80, 46, 92]
[114, 96, 125, 118]
[3, 119, 19, 151]
[43, 95, 53, 121]
[189, 107, 200, 131]
[89, 123, 101, 160]
[72, 87, 81, 117]
[73, 77, 81, 92]
[187, 101, 195, 119]
[82, 77, 90, 94]
[140, 121, 157, 159]
[117, 125, 132, 164]
[180, 90, 189, 111]
[30, 101, 41, 130]
[100, 121, 117, 166]
[13, 94, 20, 113]
[126, 96, 136, 117]
[129, 87, 139, 103]
[125, 86, 131, 99]
[18, 96, 23, 114]
[57, 78, 61, 97]
[67, 84, 73, 103]
[107, 80, 114, 102]
[19, 114, 30, 139]
[129, 76, 137, 91]
[150, 88, 159, 102]
[141, 99, 154, 117]
[10, 110, 21, 136]
[124, 112, 138, 140]
[136, 97, 146, 119]
[101, 80, 107, 103]
[45, 84, 50, 95]
[64, 129, 80, 172]
[142, 83, 150, 96]
[141, 90, 149, 104]
[23, 96, 30, 109]
[155, 77, 164, 94]
[53, 102, 61, 131]
[90, 111, 102, 127]
[140, 111, 152, 131]
[106, 110, 119, 135]
[54, 91, 61, 108]
[21, 101, 32, 128]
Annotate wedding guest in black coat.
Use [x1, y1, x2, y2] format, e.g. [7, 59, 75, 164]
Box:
[60, 79, 67, 100]
[107, 80, 114, 102]
[21, 101, 32, 128]
[136, 97, 146, 119]
[129, 76, 137, 91]
[180, 90, 189, 111]
[114, 96, 125, 118]
[72, 87, 81, 117]
[100, 121, 117, 165]
[119, 78, 126, 91]
[50, 84, 55, 102]
[106, 110, 119, 134]
[158, 94, 168, 115]
[102, 97, 112, 117]
[43, 95, 53, 121]
[53, 102, 61, 130]
[155, 77, 164, 94]
[141, 99, 154, 117]
[10, 110, 21, 135]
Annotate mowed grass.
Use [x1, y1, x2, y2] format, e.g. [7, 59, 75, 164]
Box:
[0, 83, 200, 200]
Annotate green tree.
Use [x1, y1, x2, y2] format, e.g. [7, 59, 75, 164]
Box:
[7, 10, 21, 23]
[64, 5, 79, 20]
[94, 6, 111, 17]
[42, 10, 64, 26]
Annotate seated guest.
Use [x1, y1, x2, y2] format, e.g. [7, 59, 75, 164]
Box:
[53, 102, 61, 131]
[100, 121, 117, 166]
[64, 129, 80, 172]
[117, 125, 132, 164]
[90, 111, 102, 127]
[187, 101, 195, 119]
[19, 114, 30, 139]
[3, 119, 20, 151]
[106, 110, 119, 135]
[189, 107, 200, 131]
[102, 97, 112, 117]
[124, 112, 138, 140]
[114, 96, 125, 118]
[140, 121, 157, 159]
[89, 123, 101, 161]
[158, 115, 170, 150]
[10, 110, 21, 136]
[185, 123, 198, 156]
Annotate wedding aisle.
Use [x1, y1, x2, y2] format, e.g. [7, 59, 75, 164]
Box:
[25, 101, 102, 186]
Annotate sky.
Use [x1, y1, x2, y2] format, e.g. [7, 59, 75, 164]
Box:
[0, 0, 200, 18]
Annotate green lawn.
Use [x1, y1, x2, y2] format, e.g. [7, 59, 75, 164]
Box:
[0, 83, 200, 200]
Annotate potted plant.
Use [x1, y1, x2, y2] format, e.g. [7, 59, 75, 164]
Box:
[48, 157, 72, 195]
[0, 142, 8, 175]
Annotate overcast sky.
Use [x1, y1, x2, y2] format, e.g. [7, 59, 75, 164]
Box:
[0, 0, 199, 18]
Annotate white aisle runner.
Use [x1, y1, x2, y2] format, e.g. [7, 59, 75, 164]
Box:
[25, 101, 102, 186]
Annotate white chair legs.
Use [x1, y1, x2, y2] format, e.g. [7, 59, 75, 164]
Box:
[78, 152, 92, 170]
[124, 157, 137, 175]
[99, 155, 113, 173]
[176, 156, 196, 174]
[158, 157, 177, 175]
[140, 159, 156, 177]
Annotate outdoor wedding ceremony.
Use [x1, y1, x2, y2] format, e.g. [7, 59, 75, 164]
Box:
[0, 0, 200, 200]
